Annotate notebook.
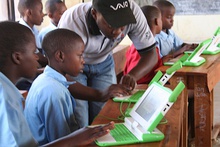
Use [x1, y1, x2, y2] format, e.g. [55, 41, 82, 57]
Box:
[164, 40, 207, 66]
[95, 81, 185, 146]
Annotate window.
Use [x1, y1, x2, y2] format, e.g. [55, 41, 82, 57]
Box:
[0, 0, 20, 21]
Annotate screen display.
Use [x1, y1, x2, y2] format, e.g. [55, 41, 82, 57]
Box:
[135, 85, 168, 122]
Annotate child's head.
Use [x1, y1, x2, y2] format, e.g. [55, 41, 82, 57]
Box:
[18, 0, 44, 26]
[141, 5, 162, 36]
[0, 21, 39, 82]
[153, 0, 175, 30]
[42, 29, 85, 76]
[45, 0, 67, 26]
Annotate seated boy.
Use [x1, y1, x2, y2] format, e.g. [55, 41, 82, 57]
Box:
[124, 5, 163, 84]
[0, 21, 115, 147]
[17, 0, 48, 90]
[39, 0, 67, 43]
[24, 29, 130, 145]
[18, 0, 47, 67]
[153, 0, 198, 62]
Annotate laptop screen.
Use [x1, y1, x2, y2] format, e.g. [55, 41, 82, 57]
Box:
[188, 41, 209, 63]
[129, 82, 172, 130]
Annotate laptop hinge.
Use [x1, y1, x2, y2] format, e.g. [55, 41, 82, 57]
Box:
[124, 117, 149, 140]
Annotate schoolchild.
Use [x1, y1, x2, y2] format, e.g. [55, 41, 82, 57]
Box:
[18, 0, 47, 67]
[124, 5, 163, 84]
[39, 0, 67, 43]
[0, 21, 115, 147]
[153, 0, 197, 62]
[25, 28, 130, 145]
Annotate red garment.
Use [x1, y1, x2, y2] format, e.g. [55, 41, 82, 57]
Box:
[124, 44, 163, 84]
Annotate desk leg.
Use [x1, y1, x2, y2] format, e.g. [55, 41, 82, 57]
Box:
[170, 75, 188, 147]
[194, 76, 213, 147]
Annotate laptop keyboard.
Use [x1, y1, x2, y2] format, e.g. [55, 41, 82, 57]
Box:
[110, 124, 138, 142]
[129, 90, 145, 101]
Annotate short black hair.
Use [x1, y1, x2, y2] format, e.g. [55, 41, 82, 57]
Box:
[42, 29, 83, 59]
[0, 21, 34, 68]
[45, 0, 64, 14]
[18, 0, 41, 16]
[153, 0, 175, 13]
[141, 5, 161, 29]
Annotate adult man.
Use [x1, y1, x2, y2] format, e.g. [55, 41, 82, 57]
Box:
[59, 0, 157, 127]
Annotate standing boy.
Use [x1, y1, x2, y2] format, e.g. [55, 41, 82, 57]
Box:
[59, 0, 158, 127]
[17, 0, 48, 90]
[0, 21, 115, 147]
[39, 0, 67, 43]
[18, 0, 47, 67]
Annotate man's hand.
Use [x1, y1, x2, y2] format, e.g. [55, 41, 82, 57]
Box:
[119, 74, 137, 90]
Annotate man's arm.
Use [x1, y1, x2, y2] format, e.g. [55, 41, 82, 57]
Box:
[67, 81, 131, 102]
[120, 46, 158, 89]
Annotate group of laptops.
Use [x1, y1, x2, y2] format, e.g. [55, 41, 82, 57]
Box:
[164, 27, 220, 66]
[95, 62, 185, 146]
[95, 27, 220, 146]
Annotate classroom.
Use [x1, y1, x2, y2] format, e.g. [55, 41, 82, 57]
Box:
[1, 0, 220, 147]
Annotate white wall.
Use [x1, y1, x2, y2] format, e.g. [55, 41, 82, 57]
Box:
[173, 15, 220, 43]
[120, 15, 220, 45]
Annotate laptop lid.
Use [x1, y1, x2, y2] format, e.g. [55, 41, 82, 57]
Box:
[203, 27, 220, 54]
[129, 82, 172, 131]
[164, 41, 206, 66]
[96, 81, 185, 146]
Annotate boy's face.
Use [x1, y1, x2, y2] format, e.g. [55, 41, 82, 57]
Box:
[51, 3, 67, 26]
[19, 39, 39, 79]
[29, 1, 44, 26]
[63, 41, 85, 77]
[161, 7, 175, 30]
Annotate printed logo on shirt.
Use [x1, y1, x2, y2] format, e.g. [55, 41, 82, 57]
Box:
[145, 31, 152, 40]
[111, 33, 125, 47]
[110, 1, 129, 10]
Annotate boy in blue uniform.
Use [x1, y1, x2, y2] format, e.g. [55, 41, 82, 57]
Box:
[0, 21, 118, 147]
[153, 0, 197, 62]
[39, 0, 67, 43]
[25, 28, 131, 145]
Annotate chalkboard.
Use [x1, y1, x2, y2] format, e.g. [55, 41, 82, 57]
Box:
[133, 0, 220, 15]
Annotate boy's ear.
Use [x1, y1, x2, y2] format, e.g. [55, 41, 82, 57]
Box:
[55, 50, 65, 62]
[11, 52, 22, 65]
[25, 8, 32, 17]
[47, 12, 53, 19]
[154, 18, 159, 26]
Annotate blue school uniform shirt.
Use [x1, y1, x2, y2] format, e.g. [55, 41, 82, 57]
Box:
[19, 18, 41, 49]
[0, 72, 37, 147]
[39, 22, 57, 44]
[24, 66, 79, 145]
[155, 29, 183, 57]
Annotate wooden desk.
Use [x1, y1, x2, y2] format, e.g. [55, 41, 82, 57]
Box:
[157, 53, 220, 147]
[91, 84, 184, 147]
